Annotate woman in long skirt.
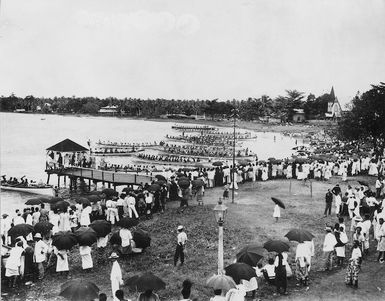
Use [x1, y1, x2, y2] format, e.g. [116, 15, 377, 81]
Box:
[79, 245, 93, 271]
[55, 247, 69, 276]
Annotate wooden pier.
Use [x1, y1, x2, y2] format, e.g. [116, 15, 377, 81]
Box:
[46, 167, 154, 190]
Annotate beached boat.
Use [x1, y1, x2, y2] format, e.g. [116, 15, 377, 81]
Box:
[0, 183, 55, 196]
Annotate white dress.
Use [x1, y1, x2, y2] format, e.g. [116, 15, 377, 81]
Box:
[79, 246, 93, 269]
[56, 248, 69, 272]
[273, 204, 281, 218]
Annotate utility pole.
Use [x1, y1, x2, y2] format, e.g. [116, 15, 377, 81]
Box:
[231, 106, 239, 204]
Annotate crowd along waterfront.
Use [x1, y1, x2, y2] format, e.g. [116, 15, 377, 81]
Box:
[0, 112, 304, 214]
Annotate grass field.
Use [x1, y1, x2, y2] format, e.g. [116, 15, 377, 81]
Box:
[2, 175, 385, 301]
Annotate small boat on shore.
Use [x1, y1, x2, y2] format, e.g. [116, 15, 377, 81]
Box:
[91, 148, 145, 156]
[1, 183, 55, 196]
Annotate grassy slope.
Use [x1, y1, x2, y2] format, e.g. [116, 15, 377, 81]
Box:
[3, 175, 385, 300]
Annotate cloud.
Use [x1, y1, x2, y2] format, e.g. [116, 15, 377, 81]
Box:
[74, 10, 200, 35]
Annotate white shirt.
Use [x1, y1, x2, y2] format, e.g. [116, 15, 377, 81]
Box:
[80, 206, 92, 226]
[110, 260, 123, 283]
[323, 233, 337, 252]
[13, 215, 25, 225]
[351, 247, 362, 260]
[177, 232, 187, 245]
[1, 216, 12, 232]
[119, 228, 133, 247]
[34, 240, 48, 263]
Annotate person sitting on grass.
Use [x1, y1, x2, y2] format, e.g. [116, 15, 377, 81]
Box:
[262, 258, 276, 285]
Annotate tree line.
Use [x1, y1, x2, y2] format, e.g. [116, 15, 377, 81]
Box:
[0, 89, 335, 121]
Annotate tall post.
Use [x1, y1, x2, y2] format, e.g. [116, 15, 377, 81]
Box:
[231, 107, 238, 204]
[218, 220, 224, 275]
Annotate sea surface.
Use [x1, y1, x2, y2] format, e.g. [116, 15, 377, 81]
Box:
[0, 112, 304, 215]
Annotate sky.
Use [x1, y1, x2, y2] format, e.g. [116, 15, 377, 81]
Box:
[0, 0, 384, 105]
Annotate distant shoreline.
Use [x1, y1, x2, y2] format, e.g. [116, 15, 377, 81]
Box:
[1, 111, 332, 135]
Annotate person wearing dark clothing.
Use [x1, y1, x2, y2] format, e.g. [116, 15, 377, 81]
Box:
[332, 184, 341, 196]
[169, 178, 179, 202]
[324, 189, 333, 216]
[275, 253, 288, 295]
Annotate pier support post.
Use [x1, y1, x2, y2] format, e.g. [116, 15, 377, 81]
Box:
[57, 175, 60, 188]
[46, 174, 51, 185]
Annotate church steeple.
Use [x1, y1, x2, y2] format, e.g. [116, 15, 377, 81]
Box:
[330, 86, 335, 100]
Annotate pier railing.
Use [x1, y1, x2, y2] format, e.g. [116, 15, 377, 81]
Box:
[46, 167, 154, 186]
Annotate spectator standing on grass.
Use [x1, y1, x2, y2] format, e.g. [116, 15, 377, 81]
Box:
[274, 253, 288, 295]
[110, 253, 123, 301]
[376, 218, 385, 263]
[174, 225, 187, 266]
[33, 233, 48, 280]
[262, 258, 276, 284]
[322, 226, 337, 271]
[324, 189, 333, 217]
[345, 240, 362, 288]
[273, 204, 280, 222]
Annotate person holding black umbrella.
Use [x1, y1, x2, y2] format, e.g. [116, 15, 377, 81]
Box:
[274, 253, 288, 295]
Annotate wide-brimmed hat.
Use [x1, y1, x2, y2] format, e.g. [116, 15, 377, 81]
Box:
[109, 252, 119, 259]
[177, 225, 184, 231]
[34, 233, 42, 239]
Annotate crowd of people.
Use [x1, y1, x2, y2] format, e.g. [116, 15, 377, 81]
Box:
[46, 151, 95, 170]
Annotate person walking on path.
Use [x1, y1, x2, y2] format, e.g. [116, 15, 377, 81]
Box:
[174, 225, 187, 266]
[324, 189, 333, 217]
[273, 204, 280, 222]
[109, 252, 123, 301]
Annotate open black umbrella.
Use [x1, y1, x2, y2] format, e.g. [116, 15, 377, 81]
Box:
[148, 183, 161, 193]
[271, 197, 285, 209]
[178, 178, 190, 189]
[192, 179, 204, 188]
[25, 197, 48, 205]
[155, 175, 167, 182]
[133, 229, 151, 249]
[34, 222, 54, 235]
[52, 231, 77, 250]
[102, 188, 118, 198]
[85, 194, 101, 203]
[89, 220, 111, 238]
[75, 227, 97, 246]
[119, 217, 139, 229]
[212, 161, 223, 166]
[109, 231, 122, 246]
[285, 229, 314, 243]
[48, 197, 64, 204]
[51, 200, 70, 212]
[8, 224, 34, 238]
[126, 272, 166, 292]
[59, 279, 99, 301]
[236, 245, 264, 267]
[224, 263, 257, 284]
[263, 240, 290, 253]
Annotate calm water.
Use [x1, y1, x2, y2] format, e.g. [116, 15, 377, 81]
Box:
[0, 112, 302, 214]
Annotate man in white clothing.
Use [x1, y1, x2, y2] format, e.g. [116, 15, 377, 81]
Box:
[1, 213, 12, 246]
[33, 233, 48, 280]
[109, 252, 123, 301]
[322, 227, 337, 271]
[125, 194, 138, 218]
